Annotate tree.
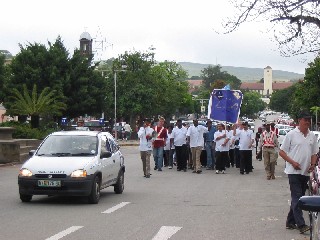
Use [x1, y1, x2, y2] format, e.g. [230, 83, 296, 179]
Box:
[0, 53, 8, 102]
[221, 0, 320, 56]
[5, 37, 108, 121]
[6, 38, 68, 115]
[64, 50, 107, 118]
[290, 56, 320, 117]
[198, 65, 242, 101]
[240, 91, 266, 117]
[269, 85, 296, 112]
[9, 84, 66, 128]
[310, 106, 320, 130]
[201, 65, 241, 91]
[112, 51, 192, 124]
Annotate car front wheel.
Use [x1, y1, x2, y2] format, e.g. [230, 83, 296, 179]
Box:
[88, 176, 100, 204]
[20, 194, 32, 202]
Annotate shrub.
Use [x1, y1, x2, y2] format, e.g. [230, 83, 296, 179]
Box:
[0, 121, 55, 139]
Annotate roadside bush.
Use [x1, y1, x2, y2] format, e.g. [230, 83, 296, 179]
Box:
[0, 121, 55, 139]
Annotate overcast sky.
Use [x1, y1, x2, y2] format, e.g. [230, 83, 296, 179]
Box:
[1, 0, 316, 74]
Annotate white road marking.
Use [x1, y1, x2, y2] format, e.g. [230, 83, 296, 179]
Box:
[45, 226, 83, 240]
[152, 226, 182, 240]
[101, 201, 130, 214]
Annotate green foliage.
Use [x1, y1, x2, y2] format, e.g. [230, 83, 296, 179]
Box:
[241, 91, 266, 118]
[269, 85, 296, 112]
[112, 51, 193, 121]
[0, 121, 54, 139]
[201, 65, 242, 90]
[4, 36, 109, 121]
[289, 57, 320, 117]
[65, 50, 107, 117]
[9, 84, 66, 128]
[198, 65, 242, 100]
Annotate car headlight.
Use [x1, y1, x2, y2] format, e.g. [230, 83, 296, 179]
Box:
[19, 168, 33, 177]
[71, 169, 87, 178]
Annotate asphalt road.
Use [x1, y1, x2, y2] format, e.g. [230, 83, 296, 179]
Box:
[0, 117, 310, 240]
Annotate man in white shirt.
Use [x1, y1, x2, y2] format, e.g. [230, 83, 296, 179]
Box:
[137, 119, 154, 178]
[280, 111, 318, 233]
[214, 123, 230, 174]
[233, 121, 255, 174]
[187, 119, 208, 174]
[171, 119, 188, 172]
[227, 124, 235, 168]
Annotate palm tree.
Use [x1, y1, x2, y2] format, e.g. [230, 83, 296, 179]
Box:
[10, 84, 66, 128]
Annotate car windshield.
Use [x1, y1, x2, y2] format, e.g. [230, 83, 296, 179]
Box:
[37, 135, 98, 156]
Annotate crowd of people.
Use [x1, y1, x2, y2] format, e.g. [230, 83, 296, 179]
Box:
[137, 111, 319, 235]
[137, 117, 259, 177]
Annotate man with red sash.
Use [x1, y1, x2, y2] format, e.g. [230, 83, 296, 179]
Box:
[258, 121, 279, 180]
[152, 117, 168, 171]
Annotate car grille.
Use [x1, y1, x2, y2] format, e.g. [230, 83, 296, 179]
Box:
[34, 174, 67, 178]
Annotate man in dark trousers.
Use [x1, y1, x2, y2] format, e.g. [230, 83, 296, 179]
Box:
[280, 111, 318, 234]
[233, 121, 255, 174]
[171, 119, 188, 172]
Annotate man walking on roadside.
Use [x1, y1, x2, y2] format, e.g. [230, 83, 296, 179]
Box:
[233, 121, 255, 174]
[137, 119, 154, 178]
[171, 119, 188, 172]
[257, 121, 279, 180]
[214, 123, 230, 174]
[187, 119, 208, 174]
[152, 117, 168, 171]
[280, 111, 318, 234]
[204, 119, 216, 170]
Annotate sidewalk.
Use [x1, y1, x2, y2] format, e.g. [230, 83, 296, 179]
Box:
[117, 139, 139, 147]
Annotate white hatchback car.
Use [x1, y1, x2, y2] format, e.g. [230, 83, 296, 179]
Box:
[18, 131, 125, 204]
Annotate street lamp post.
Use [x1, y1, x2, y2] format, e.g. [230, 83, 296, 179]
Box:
[114, 66, 127, 141]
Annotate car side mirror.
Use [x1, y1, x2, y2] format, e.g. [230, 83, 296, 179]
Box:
[100, 151, 112, 159]
[29, 150, 36, 156]
[298, 196, 320, 212]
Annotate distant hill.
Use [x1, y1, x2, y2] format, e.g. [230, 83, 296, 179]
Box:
[178, 62, 304, 82]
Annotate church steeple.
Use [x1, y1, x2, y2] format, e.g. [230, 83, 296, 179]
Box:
[79, 32, 93, 57]
[263, 66, 273, 97]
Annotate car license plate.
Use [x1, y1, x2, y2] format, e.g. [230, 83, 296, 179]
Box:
[38, 180, 61, 187]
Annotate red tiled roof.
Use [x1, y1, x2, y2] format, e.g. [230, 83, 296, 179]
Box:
[240, 82, 263, 90]
[272, 82, 293, 90]
[186, 80, 203, 87]
[240, 82, 293, 90]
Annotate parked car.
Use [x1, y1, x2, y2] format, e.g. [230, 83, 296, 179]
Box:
[278, 129, 291, 147]
[84, 120, 112, 132]
[18, 131, 125, 204]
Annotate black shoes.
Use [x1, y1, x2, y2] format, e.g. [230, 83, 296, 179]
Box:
[286, 223, 310, 234]
[196, 170, 202, 174]
[298, 224, 310, 234]
[285, 223, 297, 230]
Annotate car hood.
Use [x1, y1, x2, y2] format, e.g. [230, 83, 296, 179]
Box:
[22, 156, 96, 175]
